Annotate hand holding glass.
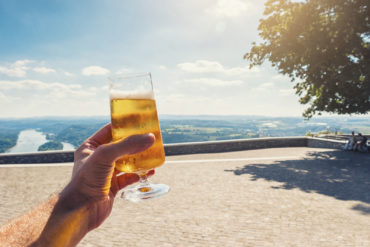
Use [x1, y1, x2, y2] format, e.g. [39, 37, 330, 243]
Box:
[109, 73, 169, 202]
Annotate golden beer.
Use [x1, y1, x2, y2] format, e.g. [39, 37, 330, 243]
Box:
[110, 97, 165, 173]
[109, 73, 169, 201]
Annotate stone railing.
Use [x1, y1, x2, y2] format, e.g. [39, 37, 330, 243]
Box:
[164, 136, 308, 155]
[0, 151, 74, 164]
[306, 137, 346, 149]
[317, 134, 370, 141]
[0, 137, 346, 164]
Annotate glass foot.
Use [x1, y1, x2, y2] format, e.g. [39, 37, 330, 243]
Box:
[121, 183, 170, 202]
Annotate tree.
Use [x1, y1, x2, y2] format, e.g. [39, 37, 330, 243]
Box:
[244, 0, 370, 118]
[38, 141, 63, 151]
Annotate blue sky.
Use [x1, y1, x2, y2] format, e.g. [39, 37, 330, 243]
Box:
[0, 0, 306, 118]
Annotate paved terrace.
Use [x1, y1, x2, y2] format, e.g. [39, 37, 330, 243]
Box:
[0, 147, 369, 246]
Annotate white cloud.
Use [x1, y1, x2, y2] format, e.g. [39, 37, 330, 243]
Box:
[226, 66, 260, 76]
[13, 60, 32, 67]
[115, 67, 136, 75]
[64, 71, 74, 77]
[82, 66, 110, 76]
[215, 21, 227, 33]
[0, 79, 96, 99]
[101, 85, 109, 91]
[33, 67, 56, 74]
[184, 78, 243, 86]
[177, 60, 259, 76]
[260, 82, 274, 87]
[178, 60, 223, 73]
[89, 86, 98, 92]
[206, 0, 250, 18]
[0, 60, 34, 77]
[279, 88, 295, 96]
[48, 88, 95, 98]
[273, 74, 291, 81]
[0, 79, 81, 90]
[0, 92, 17, 102]
[158, 65, 167, 70]
[161, 93, 211, 103]
[254, 82, 274, 91]
[0, 92, 20, 103]
[157, 92, 244, 115]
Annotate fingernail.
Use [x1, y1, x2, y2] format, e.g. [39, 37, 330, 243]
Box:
[140, 133, 155, 149]
[147, 133, 155, 139]
[144, 133, 155, 143]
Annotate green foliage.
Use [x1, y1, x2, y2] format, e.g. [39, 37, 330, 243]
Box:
[55, 124, 102, 147]
[317, 129, 331, 135]
[38, 141, 63, 151]
[0, 130, 19, 153]
[245, 0, 370, 118]
[305, 131, 313, 137]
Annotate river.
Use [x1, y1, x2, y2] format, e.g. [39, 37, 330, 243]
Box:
[61, 142, 75, 151]
[7, 129, 75, 153]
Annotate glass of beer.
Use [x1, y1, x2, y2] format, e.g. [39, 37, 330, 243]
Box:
[109, 73, 169, 202]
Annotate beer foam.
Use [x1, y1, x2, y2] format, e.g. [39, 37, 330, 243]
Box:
[110, 90, 154, 100]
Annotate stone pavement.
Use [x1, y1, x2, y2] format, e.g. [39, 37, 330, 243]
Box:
[0, 147, 369, 246]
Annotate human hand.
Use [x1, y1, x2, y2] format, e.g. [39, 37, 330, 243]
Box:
[60, 123, 155, 230]
[0, 124, 156, 247]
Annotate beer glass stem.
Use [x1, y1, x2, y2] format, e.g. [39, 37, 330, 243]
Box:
[121, 171, 170, 202]
[139, 173, 148, 182]
[138, 173, 151, 191]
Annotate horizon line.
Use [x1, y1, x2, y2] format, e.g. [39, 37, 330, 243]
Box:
[0, 113, 369, 120]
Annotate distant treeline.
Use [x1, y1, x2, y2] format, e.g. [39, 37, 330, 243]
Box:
[0, 130, 18, 153]
[51, 124, 104, 147]
[38, 141, 63, 151]
[0, 116, 369, 152]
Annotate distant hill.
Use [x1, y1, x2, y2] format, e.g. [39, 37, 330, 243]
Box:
[0, 115, 369, 153]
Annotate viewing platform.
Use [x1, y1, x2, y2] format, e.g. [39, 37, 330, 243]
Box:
[0, 138, 369, 246]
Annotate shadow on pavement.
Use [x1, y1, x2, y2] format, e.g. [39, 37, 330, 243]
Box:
[225, 150, 370, 215]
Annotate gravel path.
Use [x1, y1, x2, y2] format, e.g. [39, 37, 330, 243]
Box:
[1, 147, 369, 246]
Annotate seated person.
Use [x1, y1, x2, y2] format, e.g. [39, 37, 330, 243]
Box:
[353, 133, 368, 152]
[358, 134, 368, 152]
[344, 131, 355, 150]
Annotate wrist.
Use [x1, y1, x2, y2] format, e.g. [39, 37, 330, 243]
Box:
[58, 182, 91, 211]
[58, 181, 103, 232]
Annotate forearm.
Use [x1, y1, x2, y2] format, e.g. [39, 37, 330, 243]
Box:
[0, 193, 91, 247]
[31, 199, 90, 247]
[0, 195, 58, 247]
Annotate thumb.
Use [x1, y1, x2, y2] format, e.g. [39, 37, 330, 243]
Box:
[94, 133, 155, 165]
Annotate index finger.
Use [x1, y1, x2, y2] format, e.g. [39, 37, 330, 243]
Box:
[87, 123, 113, 146]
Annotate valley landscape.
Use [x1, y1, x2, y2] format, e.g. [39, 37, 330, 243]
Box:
[1, 115, 369, 153]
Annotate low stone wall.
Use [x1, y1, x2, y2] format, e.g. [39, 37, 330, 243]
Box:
[307, 137, 346, 149]
[165, 137, 307, 155]
[0, 137, 345, 164]
[0, 151, 74, 164]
